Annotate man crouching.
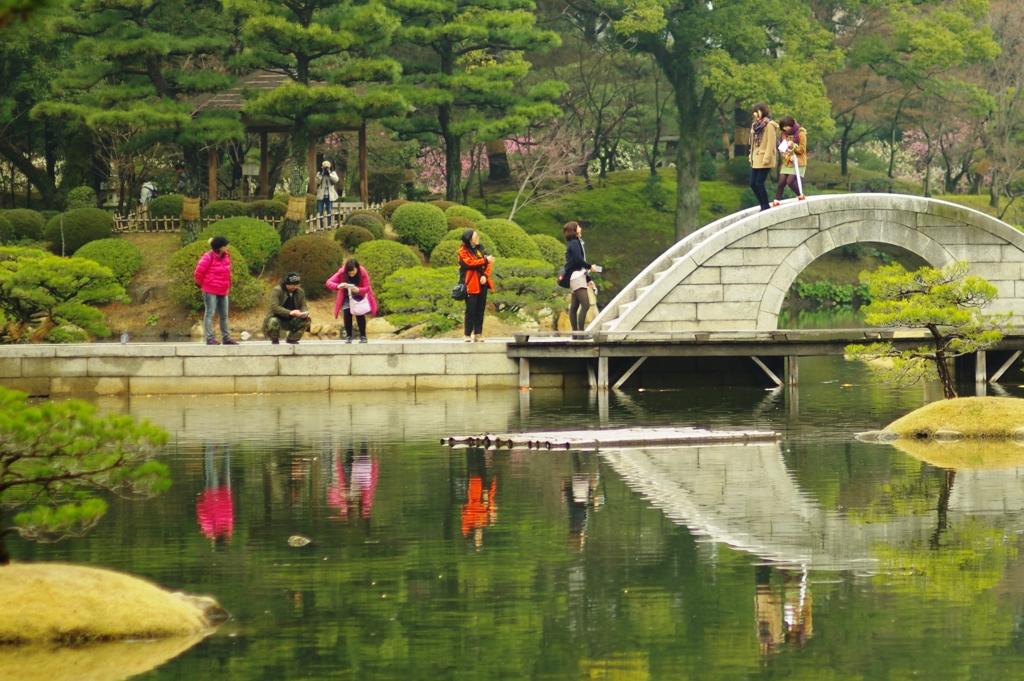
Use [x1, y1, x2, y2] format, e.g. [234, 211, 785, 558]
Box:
[264, 272, 310, 344]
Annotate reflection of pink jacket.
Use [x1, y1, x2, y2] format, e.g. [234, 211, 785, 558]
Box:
[325, 265, 377, 319]
[194, 250, 232, 296]
[196, 487, 234, 539]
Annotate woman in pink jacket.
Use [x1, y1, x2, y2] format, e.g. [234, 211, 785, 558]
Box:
[193, 236, 237, 345]
[326, 258, 376, 343]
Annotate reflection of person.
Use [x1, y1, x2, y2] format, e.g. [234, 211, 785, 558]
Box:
[196, 444, 234, 544]
[264, 272, 310, 345]
[747, 102, 778, 211]
[458, 230, 494, 342]
[754, 566, 813, 656]
[315, 161, 339, 227]
[461, 447, 497, 549]
[562, 452, 602, 550]
[563, 221, 598, 334]
[327, 445, 379, 519]
[193, 236, 237, 345]
[772, 115, 807, 205]
[326, 258, 376, 344]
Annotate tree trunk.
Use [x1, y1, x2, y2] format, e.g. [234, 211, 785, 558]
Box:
[280, 131, 309, 243]
[989, 167, 1001, 209]
[929, 468, 956, 549]
[442, 128, 463, 204]
[181, 144, 204, 246]
[0, 135, 58, 208]
[673, 124, 702, 241]
[0, 511, 9, 566]
[486, 139, 510, 183]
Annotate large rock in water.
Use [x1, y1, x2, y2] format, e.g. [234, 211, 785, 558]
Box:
[0, 562, 226, 644]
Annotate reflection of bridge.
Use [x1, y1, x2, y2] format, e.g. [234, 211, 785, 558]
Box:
[508, 195, 1024, 389]
[600, 444, 1024, 571]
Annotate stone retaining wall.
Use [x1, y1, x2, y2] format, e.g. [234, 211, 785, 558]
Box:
[0, 341, 526, 397]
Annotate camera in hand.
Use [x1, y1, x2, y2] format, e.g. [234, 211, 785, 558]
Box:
[592, 265, 603, 273]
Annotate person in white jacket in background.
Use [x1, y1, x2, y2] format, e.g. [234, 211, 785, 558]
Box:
[315, 160, 340, 227]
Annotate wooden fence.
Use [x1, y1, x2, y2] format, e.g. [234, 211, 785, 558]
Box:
[113, 201, 379, 235]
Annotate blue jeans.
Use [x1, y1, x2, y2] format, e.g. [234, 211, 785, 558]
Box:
[203, 293, 230, 341]
[317, 198, 333, 227]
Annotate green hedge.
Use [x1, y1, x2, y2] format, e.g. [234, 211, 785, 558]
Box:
[278, 235, 345, 300]
[3, 209, 45, 241]
[446, 216, 476, 233]
[166, 242, 265, 312]
[439, 227, 497, 253]
[247, 200, 287, 221]
[428, 241, 462, 269]
[345, 209, 385, 224]
[353, 240, 421, 294]
[201, 200, 249, 219]
[147, 194, 184, 219]
[489, 258, 560, 315]
[429, 200, 457, 212]
[43, 208, 114, 256]
[444, 205, 485, 223]
[378, 265, 463, 335]
[75, 238, 144, 286]
[531, 233, 565, 270]
[475, 218, 541, 260]
[345, 213, 384, 239]
[390, 202, 448, 255]
[335, 224, 375, 252]
[198, 217, 281, 274]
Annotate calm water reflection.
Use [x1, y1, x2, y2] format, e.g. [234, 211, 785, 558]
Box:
[11, 357, 1024, 680]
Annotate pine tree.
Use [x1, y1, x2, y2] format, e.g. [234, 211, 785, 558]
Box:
[230, 0, 407, 239]
[382, 0, 562, 203]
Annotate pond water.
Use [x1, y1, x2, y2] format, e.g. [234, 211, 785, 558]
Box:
[10, 356, 1024, 680]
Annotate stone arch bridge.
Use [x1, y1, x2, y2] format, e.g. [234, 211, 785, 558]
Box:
[588, 194, 1024, 333]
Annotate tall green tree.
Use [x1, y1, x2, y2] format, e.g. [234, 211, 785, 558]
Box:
[560, 0, 838, 240]
[231, 0, 406, 239]
[33, 0, 241, 242]
[382, 0, 563, 203]
[846, 262, 1008, 399]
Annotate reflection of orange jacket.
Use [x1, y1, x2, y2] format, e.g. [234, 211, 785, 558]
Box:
[458, 246, 494, 295]
[461, 476, 497, 535]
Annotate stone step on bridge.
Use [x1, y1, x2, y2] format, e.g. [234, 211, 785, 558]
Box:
[587, 193, 1024, 334]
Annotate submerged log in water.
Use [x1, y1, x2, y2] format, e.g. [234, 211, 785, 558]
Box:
[442, 427, 778, 450]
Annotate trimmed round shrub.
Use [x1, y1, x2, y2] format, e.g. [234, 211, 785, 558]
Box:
[3, 209, 45, 241]
[381, 199, 408, 220]
[147, 194, 184, 219]
[346, 213, 384, 239]
[390, 202, 448, 255]
[198, 217, 281, 274]
[39, 210, 60, 223]
[166, 242, 265, 312]
[446, 216, 476, 233]
[248, 199, 287, 221]
[428, 240, 463, 268]
[531, 233, 565, 270]
[345, 209, 385, 225]
[335, 224, 374, 252]
[475, 219, 541, 260]
[429, 200, 457, 212]
[727, 156, 750, 185]
[440, 227, 497, 254]
[445, 205, 485, 223]
[202, 200, 249, 219]
[489, 258, 562, 314]
[67, 185, 97, 210]
[278, 235, 345, 300]
[43, 208, 114, 255]
[0, 214, 14, 244]
[354, 239, 421, 290]
[75, 238, 144, 286]
[378, 265, 463, 334]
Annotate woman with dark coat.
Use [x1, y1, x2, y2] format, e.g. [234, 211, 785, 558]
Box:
[748, 102, 778, 211]
[457, 229, 495, 342]
[563, 221, 597, 333]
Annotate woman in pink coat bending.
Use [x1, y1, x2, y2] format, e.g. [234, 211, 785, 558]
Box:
[193, 236, 237, 345]
[326, 258, 377, 343]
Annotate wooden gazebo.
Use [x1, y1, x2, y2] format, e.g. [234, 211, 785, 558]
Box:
[191, 71, 368, 203]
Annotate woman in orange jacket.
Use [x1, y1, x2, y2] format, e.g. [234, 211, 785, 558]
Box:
[773, 115, 808, 205]
[457, 229, 495, 342]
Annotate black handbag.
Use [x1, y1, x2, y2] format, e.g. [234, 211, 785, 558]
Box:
[451, 281, 468, 301]
[556, 266, 570, 289]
